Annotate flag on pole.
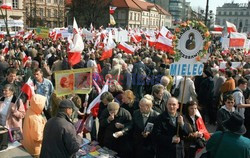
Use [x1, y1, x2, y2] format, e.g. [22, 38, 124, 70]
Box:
[110, 14, 116, 25]
[100, 32, 116, 61]
[87, 79, 109, 114]
[109, 6, 117, 14]
[21, 77, 35, 100]
[226, 21, 237, 33]
[155, 26, 173, 53]
[68, 18, 84, 66]
[117, 41, 135, 54]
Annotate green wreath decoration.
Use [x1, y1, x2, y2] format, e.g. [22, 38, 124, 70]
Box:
[172, 20, 211, 62]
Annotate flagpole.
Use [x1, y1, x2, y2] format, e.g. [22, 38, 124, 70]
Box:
[14, 91, 23, 106]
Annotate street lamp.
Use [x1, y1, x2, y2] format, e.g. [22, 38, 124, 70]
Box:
[0, 3, 12, 37]
[204, 0, 209, 26]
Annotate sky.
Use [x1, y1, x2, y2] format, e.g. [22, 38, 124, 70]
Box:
[186, 0, 249, 14]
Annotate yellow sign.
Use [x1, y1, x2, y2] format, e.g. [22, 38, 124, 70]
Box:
[54, 68, 93, 96]
[35, 27, 49, 38]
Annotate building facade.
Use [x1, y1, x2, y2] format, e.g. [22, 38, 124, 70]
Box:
[169, 0, 184, 24]
[24, 0, 65, 28]
[112, 0, 172, 29]
[146, 0, 170, 12]
[0, 0, 24, 32]
[216, 2, 250, 32]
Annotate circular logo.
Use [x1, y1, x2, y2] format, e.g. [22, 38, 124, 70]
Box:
[178, 29, 204, 59]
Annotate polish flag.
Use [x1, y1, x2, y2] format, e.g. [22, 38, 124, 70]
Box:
[23, 31, 33, 40]
[109, 6, 117, 14]
[229, 32, 246, 48]
[130, 34, 138, 43]
[213, 25, 223, 32]
[87, 79, 109, 114]
[117, 41, 135, 54]
[226, 21, 237, 33]
[146, 30, 156, 47]
[100, 32, 116, 61]
[0, 31, 4, 38]
[2, 43, 9, 54]
[155, 26, 173, 53]
[53, 30, 62, 41]
[68, 18, 84, 66]
[0, 3, 12, 10]
[21, 77, 35, 100]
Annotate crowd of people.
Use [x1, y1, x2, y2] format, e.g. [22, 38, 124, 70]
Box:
[0, 34, 250, 158]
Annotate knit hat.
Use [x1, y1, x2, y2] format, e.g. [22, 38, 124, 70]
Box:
[59, 99, 75, 109]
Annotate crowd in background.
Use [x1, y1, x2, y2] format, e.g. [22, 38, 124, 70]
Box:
[0, 35, 250, 158]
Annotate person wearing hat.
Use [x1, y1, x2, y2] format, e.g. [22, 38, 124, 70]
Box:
[99, 102, 132, 158]
[206, 113, 250, 158]
[40, 99, 83, 158]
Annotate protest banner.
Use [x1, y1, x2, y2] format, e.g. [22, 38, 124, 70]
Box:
[35, 27, 49, 38]
[55, 68, 92, 96]
[170, 21, 211, 136]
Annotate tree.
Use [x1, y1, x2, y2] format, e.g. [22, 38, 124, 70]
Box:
[69, 0, 112, 28]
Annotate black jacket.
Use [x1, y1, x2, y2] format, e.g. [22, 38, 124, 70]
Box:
[40, 112, 82, 158]
[152, 111, 189, 158]
[99, 107, 132, 158]
[131, 109, 159, 158]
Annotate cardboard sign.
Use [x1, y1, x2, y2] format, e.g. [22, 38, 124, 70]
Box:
[36, 27, 49, 38]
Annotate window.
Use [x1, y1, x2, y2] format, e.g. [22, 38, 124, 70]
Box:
[129, 12, 132, 20]
[59, 0, 63, 4]
[54, 9, 57, 17]
[47, 0, 51, 3]
[134, 13, 136, 20]
[229, 12, 232, 15]
[223, 11, 226, 15]
[48, 9, 51, 17]
[40, 8, 44, 17]
[241, 12, 244, 15]
[245, 19, 248, 26]
[54, 0, 58, 4]
[12, 0, 18, 9]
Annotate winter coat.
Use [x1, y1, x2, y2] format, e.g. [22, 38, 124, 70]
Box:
[22, 94, 46, 156]
[206, 131, 250, 158]
[0, 96, 25, 131]
[152, 111, 189, 158]
[99, 107, 132, 158]
[131, 109, 159, 158]
[40, 112, 82, 158]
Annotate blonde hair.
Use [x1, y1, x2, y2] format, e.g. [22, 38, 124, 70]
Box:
[109, 80, 123, 92]
[123, 90, 135, 103]
[140, 94, 154, 108]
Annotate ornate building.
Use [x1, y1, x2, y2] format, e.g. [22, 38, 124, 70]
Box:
[216, 2, 250, 32]
[24, 0, 65, 28]
[111, 0, 172, 29]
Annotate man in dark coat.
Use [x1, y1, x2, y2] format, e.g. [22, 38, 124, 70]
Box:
[99, 102, 132, 158]
[40, 99, 82, 158]
[132, 56, 150, 101]
[152, 97, 189, 158]
[120, 63, 132, 90]
[128, 96, 159, 158]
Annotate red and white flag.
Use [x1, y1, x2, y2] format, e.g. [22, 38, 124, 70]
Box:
[0, 3, 12, 10]
[155, 26, 173, 53]
[87, 79, 109, 114]
[68, 18, 84, 66]
[146, 30, 156, 47]
[100, 31, 116, 61]
[226, 21, 237, 33]
[229, 32, 246, 48]
[23, 31, 33, 40]
[213, 25, 223, 32]
[21, 77, 35, 100]
[2, 42, 9, 54]
[109, 6, 117, 14]
[117, 41, 135, 54]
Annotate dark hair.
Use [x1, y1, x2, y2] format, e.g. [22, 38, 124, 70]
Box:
[7, 68, 17, 76]
[225, 70, 233, 78]
[100, 92, 114, 102]
[185, 101, 201, 115]
[224, 94, 235, 102]
[238, 77, 248, 86]
[33, 68, 43, 74]
[227, 60, 232, 67]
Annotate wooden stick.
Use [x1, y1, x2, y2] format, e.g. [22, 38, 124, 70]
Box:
[176, 76, 187, 137]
